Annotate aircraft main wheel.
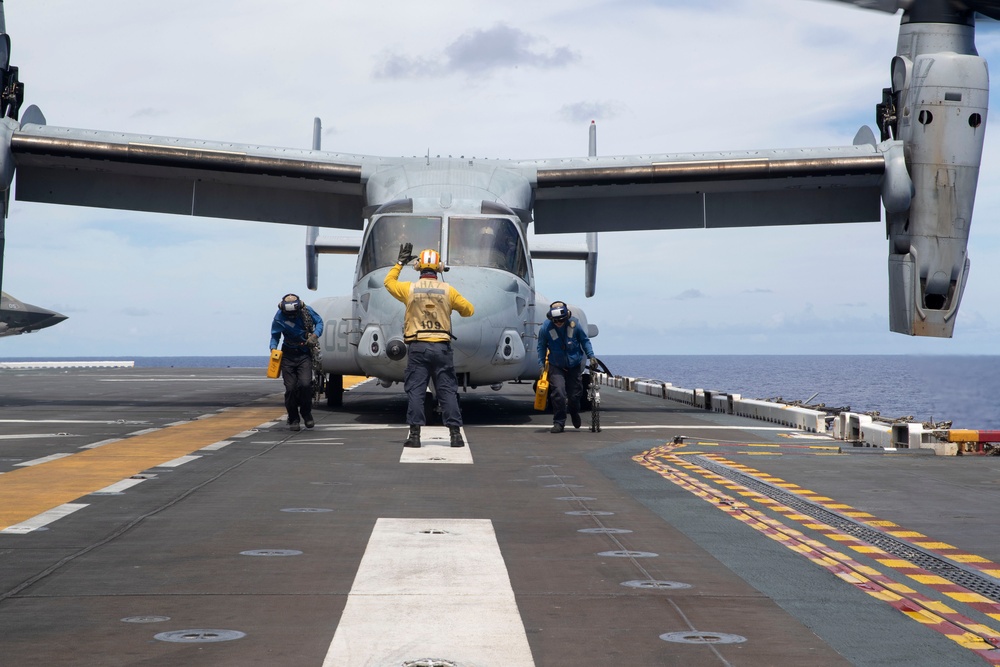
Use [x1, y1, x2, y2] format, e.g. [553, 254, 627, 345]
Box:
[580, 374, 593, 412]
[326, 374, 344, 408]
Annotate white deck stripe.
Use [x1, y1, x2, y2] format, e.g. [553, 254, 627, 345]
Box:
[81, 438, 124, 449]
[323, 518, 534, 666]
[14, 453, 73, 467]
[478, 424, 821, 431]
[200, 440, 234, 451]
[93, 478, 147, 494]
[156, 455, 201, 468]
[399, 427, 473, 464]
[1, 503, 89, 534]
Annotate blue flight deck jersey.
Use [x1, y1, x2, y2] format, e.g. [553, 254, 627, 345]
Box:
[270, 305, 324, 353]
[537, 316, 594, 371]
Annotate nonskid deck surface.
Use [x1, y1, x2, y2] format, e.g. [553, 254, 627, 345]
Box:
[1, 367, 998, 666]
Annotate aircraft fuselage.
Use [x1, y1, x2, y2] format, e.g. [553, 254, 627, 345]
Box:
[309, 162, 592, 388]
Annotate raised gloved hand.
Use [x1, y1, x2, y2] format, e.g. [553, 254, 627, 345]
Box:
[589, 357, 599, 371]
[397, 242, 414, 265]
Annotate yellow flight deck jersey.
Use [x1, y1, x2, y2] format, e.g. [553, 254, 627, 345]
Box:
[384, 263, 475, 343]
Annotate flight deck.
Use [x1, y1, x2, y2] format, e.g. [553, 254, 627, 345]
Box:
[1, 367, 999, 666]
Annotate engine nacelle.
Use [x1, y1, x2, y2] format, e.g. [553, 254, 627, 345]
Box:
[885, 36, 988, 337]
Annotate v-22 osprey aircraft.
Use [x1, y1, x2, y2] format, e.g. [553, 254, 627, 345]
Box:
[0, 0, 993, 406]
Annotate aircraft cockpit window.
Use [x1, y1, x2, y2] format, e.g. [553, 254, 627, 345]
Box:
[447, 217, 527, 279]
[358, 215, 441, 277]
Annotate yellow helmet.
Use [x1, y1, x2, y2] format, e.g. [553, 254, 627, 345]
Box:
[416, 248, 443, 273]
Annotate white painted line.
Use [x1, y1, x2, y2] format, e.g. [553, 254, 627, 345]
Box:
[14, 453, 74, 467]
[323, 518, 534, 666]
[100, 377, 267, 382]
[399, 427, 473, 465]
[314, 424, 400, 431]
[156, 455, 202, 468]
[93, 478, 147, 494]
[163, 420, 191, 427]
[200, 440, 234, 451]
[1, 503, 89, 534]
[0, 419, 145, 424]
[230, 430, 257, 439]
[479, 424, 821, 431]
[128, 428, 161, 436]
[0, 433, 77, 441]
[0, 361, 133, 369]
[81, 438, 124, 450]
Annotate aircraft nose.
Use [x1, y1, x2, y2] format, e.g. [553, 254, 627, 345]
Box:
[451, 316, 483, 361]
[23, 306, 68, 332]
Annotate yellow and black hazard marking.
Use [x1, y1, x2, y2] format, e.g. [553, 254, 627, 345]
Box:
[681, 440, 842, 455]
[634, 442, 1000, 664]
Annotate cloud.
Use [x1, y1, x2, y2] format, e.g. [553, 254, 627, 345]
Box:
[130, 107, 166, 120]
[674, 289, 705, 301]
[374, 24, 580, 79]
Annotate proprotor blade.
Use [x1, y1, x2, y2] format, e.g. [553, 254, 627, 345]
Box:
[966, 0, 1000, 20]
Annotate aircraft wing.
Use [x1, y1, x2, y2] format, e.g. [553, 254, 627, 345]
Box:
[10, 124, 368, 229]
[519, 144, 887, 234]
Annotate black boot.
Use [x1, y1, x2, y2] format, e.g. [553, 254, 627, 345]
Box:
[449, 426, 464, 448]
[404, 425, 421, 448]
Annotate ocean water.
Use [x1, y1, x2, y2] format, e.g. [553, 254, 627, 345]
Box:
[2, 355, 997, 430]
[602, 355, 1000, 431]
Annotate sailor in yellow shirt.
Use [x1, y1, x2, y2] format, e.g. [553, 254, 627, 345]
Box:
[384, 244, 475, 448]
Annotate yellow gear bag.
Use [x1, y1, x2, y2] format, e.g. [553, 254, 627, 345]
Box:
[266, 349, 283, 379]
[534, 358, 549, 411]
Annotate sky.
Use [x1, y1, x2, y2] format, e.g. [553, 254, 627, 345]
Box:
[1, 0, 999, 357]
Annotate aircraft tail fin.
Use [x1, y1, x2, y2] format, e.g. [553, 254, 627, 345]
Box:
[585, 232, 597, 297]
[306, 230, 361, 290]
[530, 239, 598, 297]
[303, 116, 361, 289]
[586, 122, 599, 296]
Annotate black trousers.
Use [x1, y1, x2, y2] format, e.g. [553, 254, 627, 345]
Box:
[281, 352, 313, 423]
[403, 341, 462, 427]
[548, 365, 582, 426]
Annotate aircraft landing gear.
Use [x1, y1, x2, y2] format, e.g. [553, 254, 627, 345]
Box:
[326, 373, 344, 408]
[424, 390, 439, 424]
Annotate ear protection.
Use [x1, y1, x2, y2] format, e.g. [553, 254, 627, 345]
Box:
[546, 301, 572, 321]
[280, 294, 303, 314]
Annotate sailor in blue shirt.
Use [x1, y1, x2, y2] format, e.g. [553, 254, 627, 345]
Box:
[270, 294, 324, 431]
[537, 300, 596, 433]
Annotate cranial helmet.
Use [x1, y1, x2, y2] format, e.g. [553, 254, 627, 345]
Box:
[280, 294, 303, 315]
[416, 249, 443, 273]
[547, 300, 571, 322]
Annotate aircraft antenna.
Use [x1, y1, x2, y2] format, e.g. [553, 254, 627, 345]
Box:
[312, 117, 321, 151]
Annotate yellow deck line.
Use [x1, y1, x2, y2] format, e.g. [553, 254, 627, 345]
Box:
[0, 403, 284, 529]
[0, 375, 370, 530]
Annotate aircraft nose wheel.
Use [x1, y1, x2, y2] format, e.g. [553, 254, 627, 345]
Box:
[325, 373, 344, 408]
